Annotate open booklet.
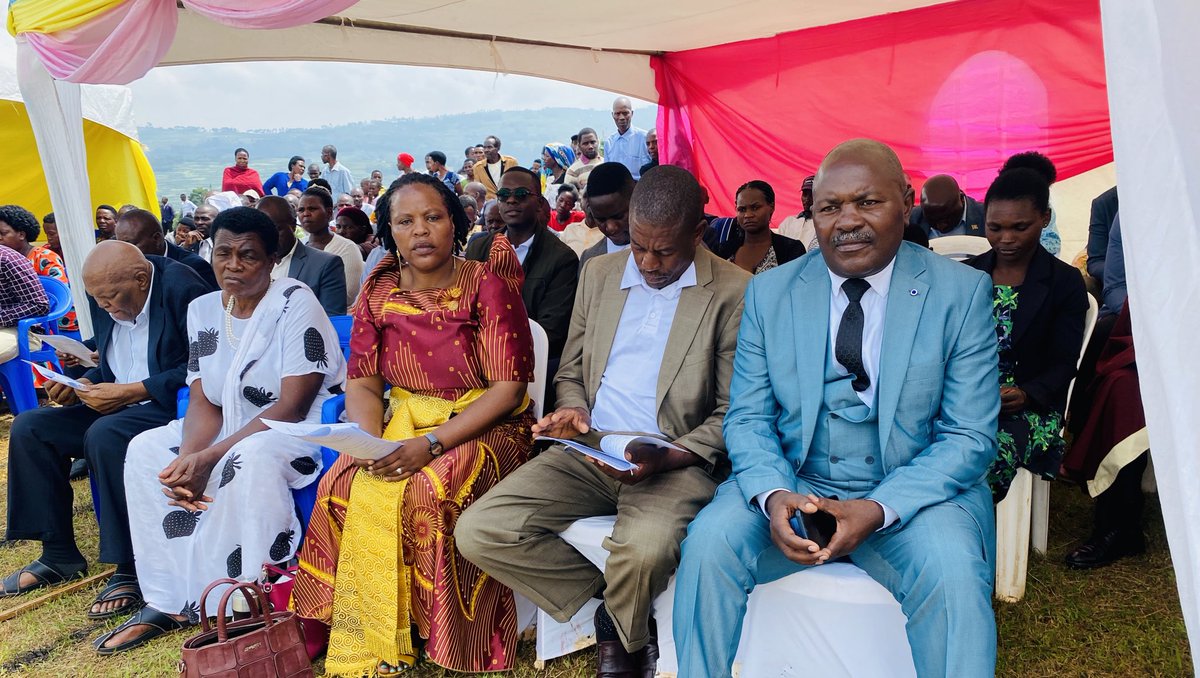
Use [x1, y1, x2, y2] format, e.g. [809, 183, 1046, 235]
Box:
[261, 419, 398, 461]
[535, 430, 685, 472]
[24, 360, 91, 391]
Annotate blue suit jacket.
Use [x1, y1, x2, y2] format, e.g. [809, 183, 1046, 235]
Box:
[724, 242, 999, 541]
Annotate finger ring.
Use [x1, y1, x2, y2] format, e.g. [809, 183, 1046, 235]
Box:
[393, 467, 404, 475]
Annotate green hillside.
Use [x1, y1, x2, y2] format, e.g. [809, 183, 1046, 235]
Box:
[140, 106, 650, 199]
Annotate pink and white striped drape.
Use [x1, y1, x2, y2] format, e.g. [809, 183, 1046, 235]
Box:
[13, 0, 358, 84]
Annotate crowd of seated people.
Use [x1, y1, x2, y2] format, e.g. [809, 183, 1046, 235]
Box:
[0, 109, 1146, 678]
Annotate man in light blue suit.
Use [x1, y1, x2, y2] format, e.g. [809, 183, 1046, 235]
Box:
[673, 140, 999, 677]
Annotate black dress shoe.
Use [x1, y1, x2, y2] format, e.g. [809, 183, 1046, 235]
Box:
[69, 458, 89, 481]
[639, 635, 660, 678]
[596, 638, 639, 678]
[1065, 529, 1146, 569]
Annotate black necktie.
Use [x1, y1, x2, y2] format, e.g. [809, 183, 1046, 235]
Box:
[835, 278, 871, 392]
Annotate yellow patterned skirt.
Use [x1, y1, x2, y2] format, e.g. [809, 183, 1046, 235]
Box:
[293, 387, 533, 674]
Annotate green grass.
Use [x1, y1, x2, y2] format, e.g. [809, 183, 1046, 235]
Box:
[0, 410, 1189, 676]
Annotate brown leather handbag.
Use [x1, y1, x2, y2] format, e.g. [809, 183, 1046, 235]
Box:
[177, 578, 313, 678]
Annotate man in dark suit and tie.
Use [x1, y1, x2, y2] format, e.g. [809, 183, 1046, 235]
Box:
[674, 141, 999, 677]
[114, 209, 218, 290]
[909, 174, 986, 240]
[466, 167, 578, 406]
[2, 242, 209, 620]
[257, 196, 347, 316]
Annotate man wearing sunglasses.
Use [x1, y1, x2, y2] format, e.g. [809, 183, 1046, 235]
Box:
[466, 166, 578, 409]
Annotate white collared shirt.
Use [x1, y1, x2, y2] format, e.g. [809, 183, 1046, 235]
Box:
[198, 238, 213, 263]
[273, 240, 298, 281]
[513, 233, 535, 266]
[606, 239, 631, 255]
[826, 257, 896, 408]
[590, 256, 698, 435]
[107, 266, 155, 385]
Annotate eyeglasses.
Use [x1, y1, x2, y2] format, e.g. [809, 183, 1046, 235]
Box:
[496, 187, 537, 201]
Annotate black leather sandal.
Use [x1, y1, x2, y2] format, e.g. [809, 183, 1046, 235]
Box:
[87, 573, 144, 620]
[93, 606, 190, 655]
[0, 559, 86, 598]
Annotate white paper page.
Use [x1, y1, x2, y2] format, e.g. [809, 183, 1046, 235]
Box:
[24, 361, 91, 391]
[261, 419, 398, 461]
[37, 334, 98, 367]
[535, 435, 638, 471]
[598, 434, 685, 458]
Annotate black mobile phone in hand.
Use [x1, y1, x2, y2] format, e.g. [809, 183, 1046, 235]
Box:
[789, 509, 836, 549]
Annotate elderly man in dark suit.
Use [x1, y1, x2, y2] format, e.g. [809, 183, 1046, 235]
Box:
[466, 166, 578, 405]
[910, 174, 986, 240]
[114, 208, 218, 290]
[256, 196, 347, 316]
[2, 242, 209, 622]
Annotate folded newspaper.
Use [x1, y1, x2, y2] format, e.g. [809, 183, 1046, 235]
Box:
[535, 430, 684, 472]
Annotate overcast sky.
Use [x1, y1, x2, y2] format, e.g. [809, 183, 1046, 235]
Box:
[129, 62, 652, 130]
[0, 28, 650, 130]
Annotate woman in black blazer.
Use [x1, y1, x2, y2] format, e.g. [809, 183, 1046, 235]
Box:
[968, 168, 1088, 501]
[717, 180, 805, 273]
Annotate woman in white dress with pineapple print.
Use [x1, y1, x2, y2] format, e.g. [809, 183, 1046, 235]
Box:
[96, 207, 346, 654]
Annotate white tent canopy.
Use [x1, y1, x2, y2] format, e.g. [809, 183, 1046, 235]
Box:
[160, 1, 948, 101]
[10, 2, 1200, 672]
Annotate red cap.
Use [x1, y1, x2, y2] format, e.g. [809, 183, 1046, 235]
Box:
[397, 152, 415, 166]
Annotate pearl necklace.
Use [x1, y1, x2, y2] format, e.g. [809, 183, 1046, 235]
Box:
[224, 294, 240, 348]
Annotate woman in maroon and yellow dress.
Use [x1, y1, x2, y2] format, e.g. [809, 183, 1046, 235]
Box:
[293, 172, 535, 675]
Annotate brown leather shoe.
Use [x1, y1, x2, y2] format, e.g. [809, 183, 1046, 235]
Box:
[596, 638, 640, 678]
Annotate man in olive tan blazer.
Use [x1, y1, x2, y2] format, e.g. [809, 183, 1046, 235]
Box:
[458, 166, 750, 677]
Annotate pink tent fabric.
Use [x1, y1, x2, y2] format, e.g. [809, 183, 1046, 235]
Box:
[19, 0, 357, 84]
[653, 0, 1111, 218]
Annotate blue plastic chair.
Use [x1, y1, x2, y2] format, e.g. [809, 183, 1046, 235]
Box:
[0, 276, 76, 415]
[328, 315, 353, 361]
[162, 316, 352, 534]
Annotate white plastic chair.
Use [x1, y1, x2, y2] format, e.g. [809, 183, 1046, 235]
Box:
[527, 319, 548, 420]
[929, 234, 992, 261]
[994, 293, 1099, 602]
[534, 516, 915, 676]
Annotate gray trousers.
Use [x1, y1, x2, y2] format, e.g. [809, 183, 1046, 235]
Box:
[457, 447, 717, 652]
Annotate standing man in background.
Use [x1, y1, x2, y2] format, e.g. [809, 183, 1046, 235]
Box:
[472, 135, 519, 200]
[178, 193, 196, 219]
[321, 144, 355, 201]
[606, 97, 652, 180]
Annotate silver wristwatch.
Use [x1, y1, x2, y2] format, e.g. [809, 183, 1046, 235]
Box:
[424, 432, 444, 457]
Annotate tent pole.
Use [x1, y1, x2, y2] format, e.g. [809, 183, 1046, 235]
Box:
[15, 40, 95, 338]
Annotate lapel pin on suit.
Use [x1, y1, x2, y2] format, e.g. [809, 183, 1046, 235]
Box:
[910, 288, 919, 296]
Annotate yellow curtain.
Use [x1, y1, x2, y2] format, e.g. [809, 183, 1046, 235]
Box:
[7, 0, 125, 36]
[0, 99, 158, 238]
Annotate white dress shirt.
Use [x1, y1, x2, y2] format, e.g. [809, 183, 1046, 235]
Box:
[197, 238, 213, 263]
[273, 240, 298, 281]
[590, 256, 697, 435]
[107, 266, 155, 385]
[513, 233, 535, 266]
[606, 239, 631, 255]
[756, 256, 900, 528]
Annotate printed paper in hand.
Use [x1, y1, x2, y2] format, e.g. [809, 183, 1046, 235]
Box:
[37, 334, 98, 367]
[261, 419, 398, 461]
[536, 436, 638, 471]
[23, 361, 90, 391]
